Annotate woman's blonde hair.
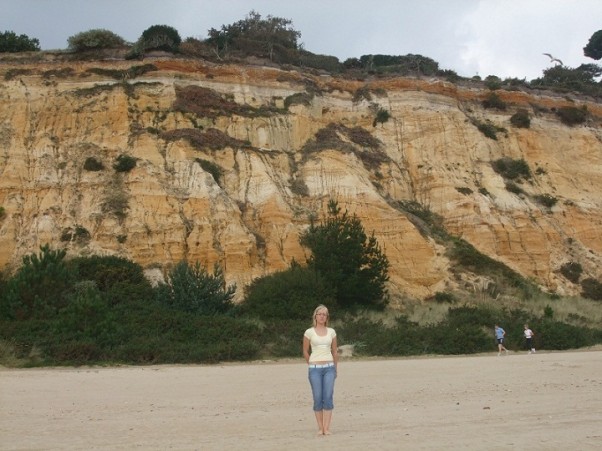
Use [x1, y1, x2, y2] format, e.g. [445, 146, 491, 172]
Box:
[312, 304, 329, 327]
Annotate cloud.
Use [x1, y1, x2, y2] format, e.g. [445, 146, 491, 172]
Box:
[2, 0, 601, 80]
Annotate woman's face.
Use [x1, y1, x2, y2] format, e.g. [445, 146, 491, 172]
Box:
[315, 309, 328, 325]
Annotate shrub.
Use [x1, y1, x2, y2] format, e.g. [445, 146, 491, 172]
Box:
[60, 226, 91, 243]
[447, 237, 534, 296]
[4, 68, 32, 81]
[0, 31, 40, 52]
[0, 245, 72, 320]
[195, 158, 223, 184]
[67, 29, 127, 52]
[284, 92, 313, 109]
[484, 75, 502, 90]
[505, 181, 525, 195]
[101, 188, 129, 220]
[179, 37, 213, 58]
[352, 86, 372, 103]
[155, 261, 236, 315]
[372, 108, 391, 127]
[393, 200, 447, 238]
[290, 177, 309, 196]
[86, 64, 157, 80]
[534, 194, 558, 208]
[299, 50, 341, 72]
[556, 106, 587, 125]
[67, 255, 153, 306]
[83, 157, 104, 171]
[0, 206, 5, 220]
[433, 291, 456, 303]
[581, 278, 602, 301]
[510, 109, 531, 128]
[138, 25, 181, 53]
[537, 320, 592, 349]
[113, 154, 137, 172]
[163, 128, 248, 151]
[559, 262, 583, 283]
[492, 157, 532, 180]
[482, 92, 507, 110]
[242, 265, 336, 319]
[475, 120, 500, 140]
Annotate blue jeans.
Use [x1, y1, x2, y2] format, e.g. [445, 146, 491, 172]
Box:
[308, 364, 336, 411]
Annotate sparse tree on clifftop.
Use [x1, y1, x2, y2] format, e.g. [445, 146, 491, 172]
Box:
[0, 30, 40, 52]
[206, 10, 300, 60]
[584, 29, 602, 60]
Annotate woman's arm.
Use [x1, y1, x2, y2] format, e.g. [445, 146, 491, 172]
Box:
[331, 335, 338, 372]
[303, 336, 311, 363]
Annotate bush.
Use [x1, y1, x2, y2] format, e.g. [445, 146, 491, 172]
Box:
[67, 29, 127, 52]
[475, 120, 500, 140]
[559, 262, 583, 283]
[433, 291, 456, 303]
[242, 265, 336, 319]
[195, 158, 223, 184]
[299, 50, 341, 72]
[0, 245, 72, 320]
[60, 225, 91, 243]
[138, 25, 181, 53]
[537, 320, 592, 350]
[510, 109, 531, 128]
[533, 194, 558, 208]
[155, 261, 236, 315]
[482, 92, 507, 110]
[0, 31, 40, 52]
[0, 206, 5, 220]
[83, 157, 104, 171]
[372, 108, 391, 127]
[284, 92, 313, 109]
[67, 255, 153, 306]
[581, 278, 602, 301]
[484, 75, 502, 90]
[505, 181, 525, 195]
[492, 157, 532, 180]
[556, 106, 587, 126]
[113, 154, 137, 172]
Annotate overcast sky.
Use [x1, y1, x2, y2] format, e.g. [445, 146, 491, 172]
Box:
[2, 0, 601, 80]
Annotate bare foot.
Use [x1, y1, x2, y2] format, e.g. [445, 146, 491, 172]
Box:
[323, 430, 331, 435]
[317, 430, 324, 436]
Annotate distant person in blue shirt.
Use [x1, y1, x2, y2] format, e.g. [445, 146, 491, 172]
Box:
[494, 324, 509, 356]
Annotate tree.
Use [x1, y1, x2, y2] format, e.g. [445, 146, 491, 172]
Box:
[138, 25, 181, 53]
[300, 200, 389, 310]
[206, 10, 301, 60]
[0, 245, 72, 320]
[584, 30, 602, 60]
[67, 29, 127, 52]
[155, 261, 235, 315]
[0, 31, 40, 52]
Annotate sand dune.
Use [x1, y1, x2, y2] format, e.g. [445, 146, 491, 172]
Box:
[1, 349, 601, 450]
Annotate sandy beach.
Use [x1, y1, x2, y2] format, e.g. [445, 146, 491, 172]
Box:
[1, 349, 601, 450]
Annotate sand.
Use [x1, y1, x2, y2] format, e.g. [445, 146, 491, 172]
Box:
[1, 349, 601, 450]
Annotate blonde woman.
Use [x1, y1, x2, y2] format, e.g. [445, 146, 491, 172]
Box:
[303, 304, 338, 435]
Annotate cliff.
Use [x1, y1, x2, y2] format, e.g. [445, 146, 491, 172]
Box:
[1, 55, 601, 303]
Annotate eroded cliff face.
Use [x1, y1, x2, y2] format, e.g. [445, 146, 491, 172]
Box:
[1, 56, 601, 302]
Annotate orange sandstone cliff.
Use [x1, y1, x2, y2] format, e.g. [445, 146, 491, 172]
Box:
[0, 56, 601, 303]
